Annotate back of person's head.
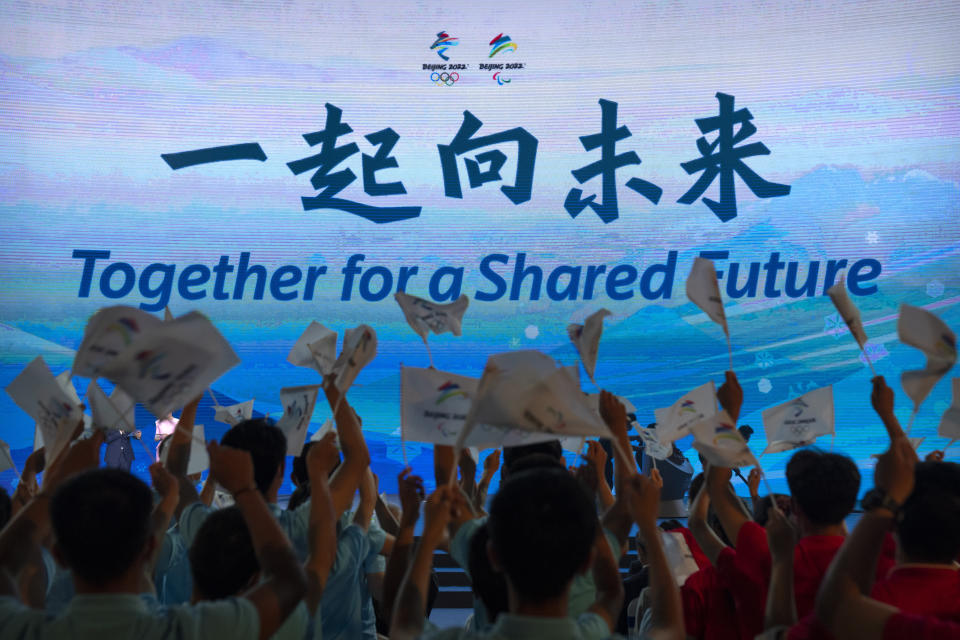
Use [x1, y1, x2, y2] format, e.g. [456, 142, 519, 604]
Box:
[896, 461, 960, 564]
[785, 448, 860, 526]
[507, 452, 566, 477]
[488, 467, 597, 602]
[754, 494, 792, 526]
[0, 487, 11, 529]
[50, 468, 153, 586]
[502, 440, 562, 474]
[189, 506, 259, 600]
[468, 522, 508, 622]
[659, 519, 684, 531]
[221, 418, 287, 495]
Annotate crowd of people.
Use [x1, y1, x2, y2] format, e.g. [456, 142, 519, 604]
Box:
[0, 365, 957, 639]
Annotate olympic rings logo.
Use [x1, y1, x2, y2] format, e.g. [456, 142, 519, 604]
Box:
[430, 71, 459, 86]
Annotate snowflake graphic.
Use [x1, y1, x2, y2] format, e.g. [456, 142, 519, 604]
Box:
[823, 312, 847, 339]
[509, 336, 521, 349]
[859, 342, 889, 367]
[754, 351, 774, 369]
[758, 378, 772, 394]
[866, 231, 879, 244]
[927, 280, 945, 298]
[788, 381, 819, 397]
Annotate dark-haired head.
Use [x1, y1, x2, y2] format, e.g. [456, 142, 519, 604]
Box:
[502, 440, 563, 477]
[786, 448, 860, 527]
[51, 469, 153, 587]
[488, 467, 597, 603]
[896, 461, 960, 564]
[189, 506, 259, 601]
[221, 418, 287, 498]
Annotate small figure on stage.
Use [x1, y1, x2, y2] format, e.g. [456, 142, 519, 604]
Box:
[104, 428, 141, 472]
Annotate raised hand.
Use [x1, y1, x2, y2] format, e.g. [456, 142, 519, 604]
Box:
[747, 467, 762, 498]
[717, 371, 743, 422]
[766, 505, 797, 563]
[207, 441, 256, 496]
[397, 468, 425, 526]
[599, 390, 627, 435]
[307, 432, 340, 479]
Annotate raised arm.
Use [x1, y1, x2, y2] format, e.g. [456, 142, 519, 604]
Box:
[208, 441, 308, 640]
[706, 464, 751, 545]
[587, 525, 626, 631]
[628, 472, 684, 640]
[599, 390, 636, 493]
[688, 466, 727, 565]
[0, 432, 103, 599]
[143, 462, 180, 593]
[164, 396, 201, 519]
[381, 468, 424, 627]
[474, 449, 500, 513]
[585, 440, 615, 511]
[389, 485, 454, 640]
[304, 432, 339, 612]
[816, 436, 916, 640]
[353, 468, 377, 532]
[324, 375, 371, 519]
[764, 506, 798, 631]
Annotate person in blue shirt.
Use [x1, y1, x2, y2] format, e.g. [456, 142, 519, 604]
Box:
[0, 431, 308, 640]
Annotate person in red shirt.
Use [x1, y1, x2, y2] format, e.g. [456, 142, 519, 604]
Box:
[707, 372, 874, 638]
[816, 393, 960, 640]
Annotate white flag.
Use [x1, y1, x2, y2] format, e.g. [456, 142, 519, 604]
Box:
[214, 399, 255, 426]
[691, 410, 758, 468]
[636, 426, 673, 460]
[458, 351, 611, 450]
[908, 437, 925, 452]
[276, 384, 321, 456]
[938, 378, 960, 440]
[661, 530, 701, 586]
[160, 424, 209, 475]
[898, 304, 957, 409]
[0, 440, 15, 474]
[761, 386, 835, 454]
[686, 258, 729, 336]
[98, 311, 240, 418]
[6, 356, 83, 464]
[73, 306, 163, 378]
[827, 281, 869, 348]
[394, 292, 470, 340]
[87, 380, 136, 432]
[654, 381, 718, 445]
[332, 325, 377, 393]
[287, 322, 337, 375]
[401, 366, 478, 445]
[567, 308, 612, 382]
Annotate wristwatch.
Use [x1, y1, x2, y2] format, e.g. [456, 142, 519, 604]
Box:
[861, 488, 901, 515]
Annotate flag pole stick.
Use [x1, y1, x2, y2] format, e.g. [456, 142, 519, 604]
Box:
[760, 467, 781, 514]
[861, 348, 878, 378]
[905, 408, 918, 436]
[207, 387, 219, 408]
[423, 337, 435, 369]
[942, 438, 957, 458]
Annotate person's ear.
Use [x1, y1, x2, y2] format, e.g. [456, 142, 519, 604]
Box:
[486, 539, 503, 573]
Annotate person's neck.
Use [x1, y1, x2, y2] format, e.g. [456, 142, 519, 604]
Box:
[802, 522, 846, 537]
[73, 571, 142, 596]
[507, 582, 570, 619]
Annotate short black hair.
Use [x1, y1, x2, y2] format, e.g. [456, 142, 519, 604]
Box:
[785, 449, 860, 525]
[287, 485, 311, 511]
[488, 467, 597, 602]
[50, 469, 153, 585]
[189, 506, 259, 600]
[221, 418, 287, 495]
[502, 440, 562, 474]
[897, 461, 960, 564]
[0, 487, 11, 530]
[467, 523, 508, 622]
[754, 494, 791, 527]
